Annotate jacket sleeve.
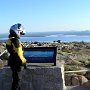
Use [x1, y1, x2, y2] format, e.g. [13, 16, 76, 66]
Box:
[12, 38, 26, 65]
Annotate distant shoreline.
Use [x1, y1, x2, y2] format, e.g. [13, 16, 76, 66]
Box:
[1, 31, 90, 42]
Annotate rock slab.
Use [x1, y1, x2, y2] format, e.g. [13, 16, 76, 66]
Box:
[0, 63, 65, 90]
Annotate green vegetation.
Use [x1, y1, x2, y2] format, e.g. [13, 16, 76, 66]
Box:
[62, 49, 72, 53]
[85, 73, 90, 80]
[76, 72, 85, 75]
[64, 65, 81, 71]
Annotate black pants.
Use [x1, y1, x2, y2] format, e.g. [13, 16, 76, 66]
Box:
[10, 66, 23, 90]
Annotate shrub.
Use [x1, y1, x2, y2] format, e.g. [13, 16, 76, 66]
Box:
[64, 65, 81, 71]
[85, 74, 90, 80]
[85, 72, 90, 80]
[76, 72, 85, 75]
[62, 49, 72, 53]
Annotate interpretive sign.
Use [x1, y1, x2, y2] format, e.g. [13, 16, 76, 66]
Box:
[24, 47, 57, 66]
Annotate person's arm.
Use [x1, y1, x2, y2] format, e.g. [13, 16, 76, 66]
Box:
[12, 38, 26, 65]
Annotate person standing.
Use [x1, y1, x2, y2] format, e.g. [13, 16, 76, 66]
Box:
[6, 23, 27, 90]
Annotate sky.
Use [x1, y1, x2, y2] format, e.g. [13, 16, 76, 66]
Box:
[0, 0, 90, 33]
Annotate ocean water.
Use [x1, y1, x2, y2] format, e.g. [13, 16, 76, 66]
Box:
[20, 35, 90, 42]
[1, 34, 90, 42]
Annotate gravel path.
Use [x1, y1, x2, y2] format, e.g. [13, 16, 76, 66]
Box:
[66, 86, 90, 90]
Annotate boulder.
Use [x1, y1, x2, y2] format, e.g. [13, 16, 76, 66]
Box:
[83, 80, 90, 88]
[65, 74, 72, 86]
[78, 75, 88, 85]
[0, 59, 3, 68]
[72, 76, 80, 85]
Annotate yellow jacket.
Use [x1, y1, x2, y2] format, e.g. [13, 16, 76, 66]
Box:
[6, 37, 26, 66]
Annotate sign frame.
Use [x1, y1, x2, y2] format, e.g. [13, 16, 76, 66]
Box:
[24, 47, 57, 66]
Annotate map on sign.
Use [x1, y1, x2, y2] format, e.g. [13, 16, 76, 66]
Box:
[24, 47, 57, 66]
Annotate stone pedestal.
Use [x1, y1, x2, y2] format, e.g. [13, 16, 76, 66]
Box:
[0, 61, 65, 90]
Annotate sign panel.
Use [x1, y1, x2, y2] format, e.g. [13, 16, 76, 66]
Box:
[24, 47, 57, 66]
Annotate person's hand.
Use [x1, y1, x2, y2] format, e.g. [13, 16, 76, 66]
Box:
[24, 64, 27, 69]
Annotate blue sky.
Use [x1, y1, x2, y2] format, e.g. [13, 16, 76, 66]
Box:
[0, 0, 90, 33]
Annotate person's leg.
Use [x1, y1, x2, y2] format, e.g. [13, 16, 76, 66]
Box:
[11, 66, 22, 90]
[11, 70, 19, 90]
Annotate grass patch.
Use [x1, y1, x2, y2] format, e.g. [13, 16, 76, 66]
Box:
[64, 65, 82, 71]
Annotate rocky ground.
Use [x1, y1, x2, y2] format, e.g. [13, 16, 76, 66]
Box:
[66, 86, 90, 90]
[0, 41, 90, 89]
